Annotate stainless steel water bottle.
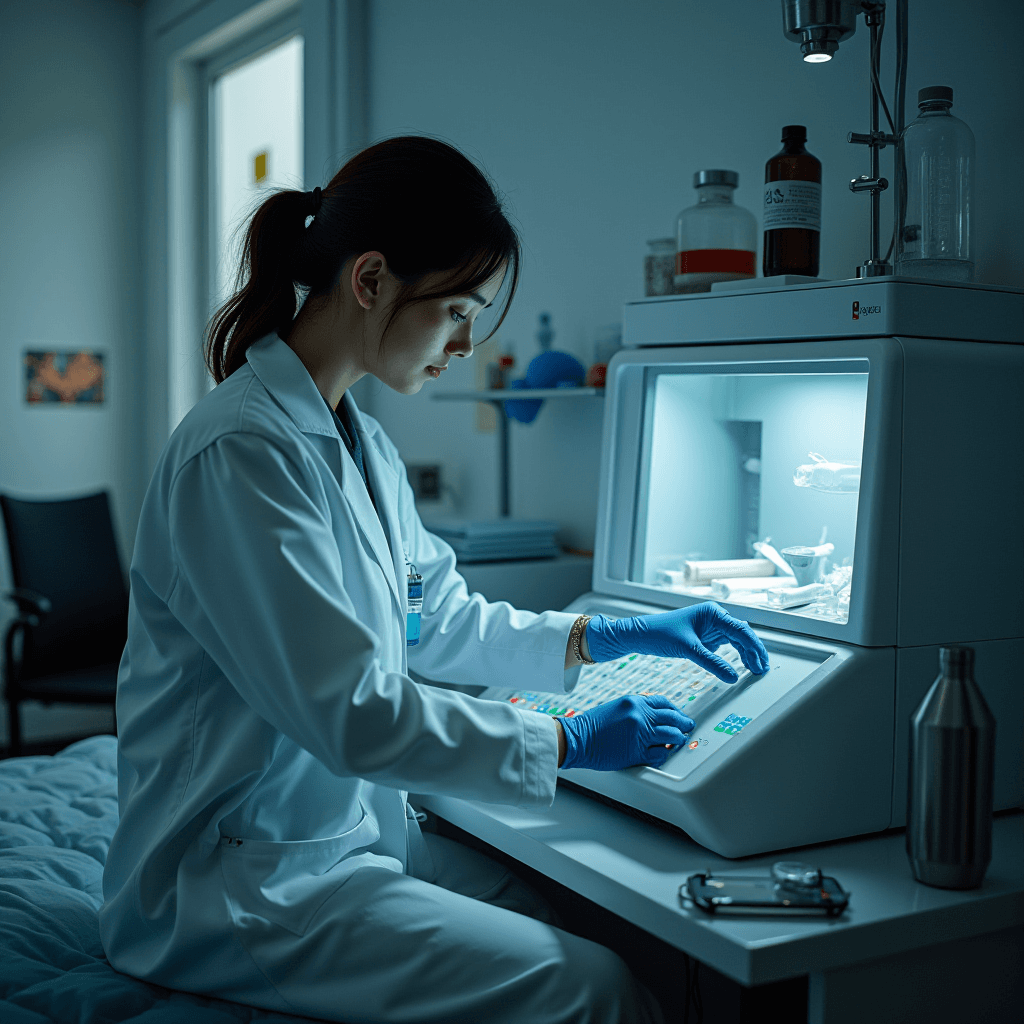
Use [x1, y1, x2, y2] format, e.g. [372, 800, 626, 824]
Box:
[907, 646, 995, 889]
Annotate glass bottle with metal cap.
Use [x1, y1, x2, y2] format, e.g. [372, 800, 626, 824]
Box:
[763, 125, 822, 277]
[674, 170, 757, 293]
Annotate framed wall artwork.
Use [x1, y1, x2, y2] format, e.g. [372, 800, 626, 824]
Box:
[24, 351, 106, 404]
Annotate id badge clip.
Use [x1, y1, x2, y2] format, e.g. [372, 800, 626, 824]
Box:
[406, 564, 423, 647]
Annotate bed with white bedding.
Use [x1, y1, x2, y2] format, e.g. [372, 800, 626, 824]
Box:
[0, 735, 315, 1023]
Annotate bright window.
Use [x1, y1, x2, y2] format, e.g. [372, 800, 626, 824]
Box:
[212, 35, 304, 306]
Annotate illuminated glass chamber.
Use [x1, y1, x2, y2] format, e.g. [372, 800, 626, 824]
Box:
[631, 368, 869, 625]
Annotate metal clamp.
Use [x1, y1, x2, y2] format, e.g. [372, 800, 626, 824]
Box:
[848, 130, 898, 149]
[850, 175, 889, 193]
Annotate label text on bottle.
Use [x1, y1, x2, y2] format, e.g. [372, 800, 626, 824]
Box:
[763, 180, 822, 232]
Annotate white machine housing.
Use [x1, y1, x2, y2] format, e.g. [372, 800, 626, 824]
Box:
[557, 279, 1023, 858]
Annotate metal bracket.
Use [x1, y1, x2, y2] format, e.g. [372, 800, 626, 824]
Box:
[850, 175, 889, 194]
[848, 130, 898, 149]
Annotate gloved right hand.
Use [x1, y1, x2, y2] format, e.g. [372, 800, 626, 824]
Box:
[558, 694, 694, 772]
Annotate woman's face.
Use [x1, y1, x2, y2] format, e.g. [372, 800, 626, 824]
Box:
[357, 261, 507, 395]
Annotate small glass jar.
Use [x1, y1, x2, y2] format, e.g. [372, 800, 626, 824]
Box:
[644, 237, 676, 296]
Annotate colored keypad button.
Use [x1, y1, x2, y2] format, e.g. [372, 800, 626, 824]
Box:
[713, 712, 752, 736]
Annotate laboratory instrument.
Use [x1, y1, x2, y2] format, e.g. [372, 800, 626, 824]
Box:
[763, 125, 821, 278]
[481, 276, 1023, 858]
[674, 170, 757, 293]
[683, 863, 849, 916]
[907, 646, 995, 890]
[897, 87, 975, 282]
[781, 0, 909, 278]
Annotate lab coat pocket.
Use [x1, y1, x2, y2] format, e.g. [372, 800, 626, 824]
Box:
[220, 806, 381, 938]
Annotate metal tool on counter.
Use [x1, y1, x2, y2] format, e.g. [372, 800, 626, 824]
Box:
[682, 860, 849, 917]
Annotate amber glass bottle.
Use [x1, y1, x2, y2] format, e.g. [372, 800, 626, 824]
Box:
[763, 125, 821, 277]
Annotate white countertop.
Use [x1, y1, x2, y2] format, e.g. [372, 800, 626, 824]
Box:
[413, 788, 1024, 987]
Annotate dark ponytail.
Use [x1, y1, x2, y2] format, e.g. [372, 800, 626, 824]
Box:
[205, 136, 521, 383]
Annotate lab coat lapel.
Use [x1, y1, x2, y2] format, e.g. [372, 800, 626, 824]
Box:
[245, 335, 402, 613]
[344, 393, 408, 609]
[337, 440, 403, 614]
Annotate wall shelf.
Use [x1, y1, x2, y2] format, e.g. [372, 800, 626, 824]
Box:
[432, 387, 605, 401]
[428, 388, 605, 517]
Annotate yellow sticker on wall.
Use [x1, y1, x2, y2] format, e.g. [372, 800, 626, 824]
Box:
[253, 151, 268, 184]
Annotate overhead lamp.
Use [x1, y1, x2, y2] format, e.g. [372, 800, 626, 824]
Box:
[780, 0, 909, 278]
[782, 1, 858, 62]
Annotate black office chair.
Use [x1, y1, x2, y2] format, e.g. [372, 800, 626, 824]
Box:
[1, 491, 127, 755]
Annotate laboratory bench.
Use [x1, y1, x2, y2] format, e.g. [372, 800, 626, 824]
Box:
[412, 787, 1024, 1024]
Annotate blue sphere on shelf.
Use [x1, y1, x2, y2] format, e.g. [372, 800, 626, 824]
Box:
[503, 378, 542, 424]
[525, 350, 585, 389]
[503, 352, 585, 424]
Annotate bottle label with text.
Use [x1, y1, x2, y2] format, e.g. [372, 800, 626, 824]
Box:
[763, 180, 821, 232]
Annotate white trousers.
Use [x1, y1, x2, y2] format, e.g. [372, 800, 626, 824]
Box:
[242, 831, 664, 1024]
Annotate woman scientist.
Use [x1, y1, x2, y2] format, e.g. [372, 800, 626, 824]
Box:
[100, 137, 768, 1024]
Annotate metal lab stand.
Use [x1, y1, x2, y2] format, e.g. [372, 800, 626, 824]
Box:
[431, 387, 604, 517]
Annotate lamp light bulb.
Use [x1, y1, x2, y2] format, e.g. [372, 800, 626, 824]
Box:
[804, 52, 832, 62]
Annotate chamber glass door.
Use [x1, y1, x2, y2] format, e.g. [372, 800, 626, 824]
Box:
[631, 366, 869, 625]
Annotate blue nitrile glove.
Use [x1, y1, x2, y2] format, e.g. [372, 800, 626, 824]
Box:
[586, 602, 770, 682]
[559, 695, 695, 771]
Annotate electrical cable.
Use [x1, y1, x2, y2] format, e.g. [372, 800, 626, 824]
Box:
[892, 0, 909, 265]
[870, 15, 896, 136]
[869, 5, 898, 262]
[883, 223, 896, 263]
[895, 0, 908, 134]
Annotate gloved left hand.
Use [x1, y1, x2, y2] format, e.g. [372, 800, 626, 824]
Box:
[586, 602, 769, 682]
[559, 694, 694, 772]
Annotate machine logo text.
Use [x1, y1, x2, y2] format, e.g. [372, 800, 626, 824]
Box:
[852, 301, 882, 320]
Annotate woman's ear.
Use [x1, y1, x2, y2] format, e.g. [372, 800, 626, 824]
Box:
[351, 251, 389, 310]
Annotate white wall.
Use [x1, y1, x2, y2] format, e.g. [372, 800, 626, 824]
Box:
[365, 0, 1024, 550]
[0, 0, 144, 539]
[0, 0, 143, 743]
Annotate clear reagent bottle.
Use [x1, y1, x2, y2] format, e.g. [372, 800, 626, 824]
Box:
[674, 170, 757, 293]
[897, 86, 975, 282]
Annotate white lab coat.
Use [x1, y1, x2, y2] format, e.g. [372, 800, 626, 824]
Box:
[98, 333, 588, 1015]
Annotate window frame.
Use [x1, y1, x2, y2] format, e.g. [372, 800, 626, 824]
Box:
[204, 14, 304, 338]
[142, 0, 367, 470]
